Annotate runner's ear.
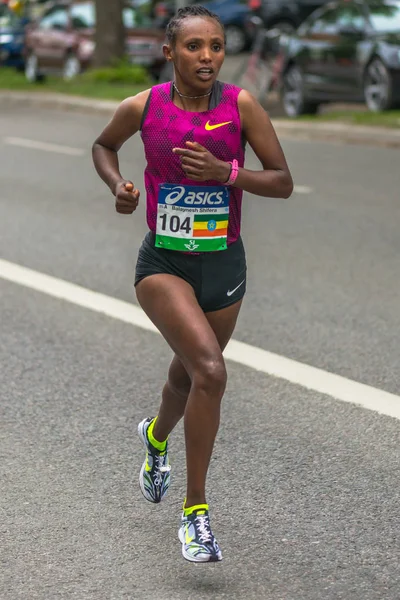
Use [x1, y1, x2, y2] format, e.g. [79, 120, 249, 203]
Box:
[163, 44, 173, 62]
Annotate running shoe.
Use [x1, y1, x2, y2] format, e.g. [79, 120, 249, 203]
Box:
[137, 417, 171, 503]
[178, 506, 222, 562]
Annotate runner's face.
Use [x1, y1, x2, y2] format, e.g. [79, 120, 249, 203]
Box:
[169, 17, 225, 90]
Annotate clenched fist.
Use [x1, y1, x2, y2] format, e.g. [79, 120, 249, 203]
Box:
[115, 180, 140, 214]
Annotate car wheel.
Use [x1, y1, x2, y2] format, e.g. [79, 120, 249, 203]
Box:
[225, 25, 246, 55]
[63, 54, 81, 81]
[25, 53, 45, 83]
[364, 58, 393, 112]
[282, 64, 319, 117]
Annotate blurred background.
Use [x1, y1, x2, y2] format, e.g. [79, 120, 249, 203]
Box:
[2, 2, 400, 597]
[1, 0, 400, 121]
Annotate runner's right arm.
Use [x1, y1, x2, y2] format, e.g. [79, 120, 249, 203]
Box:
[92, 90, 150, 213]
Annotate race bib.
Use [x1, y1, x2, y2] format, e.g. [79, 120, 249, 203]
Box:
[155, 184, 230, 252]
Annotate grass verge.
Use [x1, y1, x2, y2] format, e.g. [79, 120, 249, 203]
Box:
[0, 67, 150, 101]
[296, 108, 400, 129]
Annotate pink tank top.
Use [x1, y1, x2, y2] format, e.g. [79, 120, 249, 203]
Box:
[140, 81, 245, 246]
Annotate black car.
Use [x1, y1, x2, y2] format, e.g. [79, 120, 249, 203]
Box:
[277, 0, 400, 115]
[246, 0, 331, 35]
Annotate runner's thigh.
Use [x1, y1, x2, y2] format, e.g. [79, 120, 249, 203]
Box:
[135, 274, 225, 376]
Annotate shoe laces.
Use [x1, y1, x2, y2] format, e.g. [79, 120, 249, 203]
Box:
[153, 453, 171, 487]
[194, 514, 212, 544]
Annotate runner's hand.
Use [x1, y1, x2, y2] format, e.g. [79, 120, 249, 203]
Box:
[173, 142, 231, 183]
[115, 181, 140, 214]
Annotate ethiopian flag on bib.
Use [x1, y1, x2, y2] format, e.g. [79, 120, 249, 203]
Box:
[193, 213, 228, 238]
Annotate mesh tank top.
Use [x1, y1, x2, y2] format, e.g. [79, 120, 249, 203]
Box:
[140, 81, 245, 246]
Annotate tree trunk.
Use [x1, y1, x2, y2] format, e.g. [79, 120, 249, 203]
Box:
[93, 0, 125, 68]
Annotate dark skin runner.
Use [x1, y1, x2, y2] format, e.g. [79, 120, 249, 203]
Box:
[92, 15, 293, 509]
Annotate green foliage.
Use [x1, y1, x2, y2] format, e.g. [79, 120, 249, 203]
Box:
[0, 67, 28, 87]
[81, 59, 150, 84]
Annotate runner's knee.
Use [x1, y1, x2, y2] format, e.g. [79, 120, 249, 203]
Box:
[192, 357, 227, 398]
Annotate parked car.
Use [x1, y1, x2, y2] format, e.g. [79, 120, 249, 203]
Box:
[276, 0, 400, 115]
[201, 0, 252, 54]
[0, 2, 27, 69]
[24, 0, 166, 82]
[152, 0, 252, 54]
[245, 0, 331, 35]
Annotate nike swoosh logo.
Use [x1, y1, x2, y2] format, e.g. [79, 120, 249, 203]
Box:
[185, 525, 195, 544]
[227, 279, 245, 297]
[205, 120, 232, 131]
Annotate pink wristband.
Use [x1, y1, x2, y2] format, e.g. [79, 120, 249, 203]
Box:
[225, 159, 239, 186]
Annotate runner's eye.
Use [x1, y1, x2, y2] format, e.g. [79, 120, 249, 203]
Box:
[212, 44, 222, 52]
[187, 43, 198, 51]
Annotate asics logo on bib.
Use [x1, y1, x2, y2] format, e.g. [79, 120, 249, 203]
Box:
[164, 186, 225, 206]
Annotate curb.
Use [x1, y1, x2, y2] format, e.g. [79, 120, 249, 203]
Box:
[1, 90, 400, 148]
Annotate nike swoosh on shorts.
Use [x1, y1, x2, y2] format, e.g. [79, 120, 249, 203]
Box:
[226, 280, 245, 296]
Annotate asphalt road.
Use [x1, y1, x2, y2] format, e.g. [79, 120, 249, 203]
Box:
[1, 105, 400, 600]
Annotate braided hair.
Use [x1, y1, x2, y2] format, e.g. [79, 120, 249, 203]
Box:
[165, 5, 225, 46]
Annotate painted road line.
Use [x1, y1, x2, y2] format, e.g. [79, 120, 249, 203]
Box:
[293, 185, 313, 194]
[3, 137, 85, 156]
[1, 257, 400, 422]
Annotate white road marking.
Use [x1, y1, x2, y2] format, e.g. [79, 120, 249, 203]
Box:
[293, 185, 313, 194]
[1, 257, 400, 421]
[3, 137, 85, 156]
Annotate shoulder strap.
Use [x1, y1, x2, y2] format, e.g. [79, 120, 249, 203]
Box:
[209, 81, 224, 109]
[139, 89, 152, 131]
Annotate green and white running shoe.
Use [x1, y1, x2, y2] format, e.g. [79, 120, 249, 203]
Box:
[137, 417, 171, 503]
[178, 505, 222, 563]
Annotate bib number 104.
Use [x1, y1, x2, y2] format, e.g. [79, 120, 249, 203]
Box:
[159, 214, 191, 234]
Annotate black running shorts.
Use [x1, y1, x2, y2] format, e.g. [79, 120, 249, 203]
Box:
[135, 231, 247, 313]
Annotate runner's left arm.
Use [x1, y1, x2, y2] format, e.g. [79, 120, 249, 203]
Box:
[236, 90, 293, 198]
